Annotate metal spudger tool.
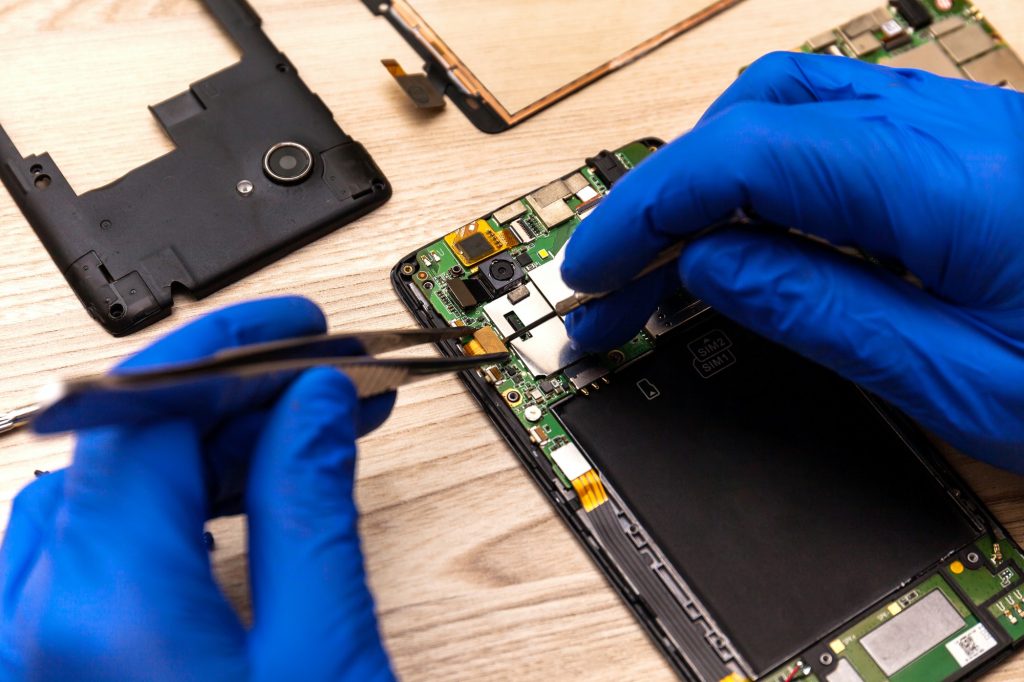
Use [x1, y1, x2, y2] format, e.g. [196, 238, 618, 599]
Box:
[505, 218, 740, 343]
[1, 327, 505, 437]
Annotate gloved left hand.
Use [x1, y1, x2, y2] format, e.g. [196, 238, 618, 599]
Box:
[0, 297, 396, 681]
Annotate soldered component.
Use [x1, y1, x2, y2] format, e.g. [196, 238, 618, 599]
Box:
[492, 200, 527, 224]
[524, 405, 543, 422]
[444, 218, 519, 267]
[549, 443, 608, 511]
[962, 48, 1024, 90]
[807, 30, 838, 52]
[529, 425, 548, 444]
[526, 179, 574, 228]
[860, 590, 964, 675]
[507, 284, 530, 305]
[563, 173, 590, 195]
[931, 15, 966, 37]
[849, 32, 883, 58]
[939, 22, 996, 64]
[840, 8, 890, 38]
[993, 542, 1003, 564]
[528, 388, 544, 402]
[482, 366, 503, 383]
[880, 19, 911, 50]
[881, 41, 963, 80]
[449, 277, 483, 309]
[880, 19, 905, 39]
[892, 0, 932, 30]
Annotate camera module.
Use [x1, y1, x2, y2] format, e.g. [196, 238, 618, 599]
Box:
[489, 258, 516, 281]
[263, 142, 314, 184]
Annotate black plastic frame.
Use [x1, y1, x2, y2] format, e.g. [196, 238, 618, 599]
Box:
[0, 0, 390, 335]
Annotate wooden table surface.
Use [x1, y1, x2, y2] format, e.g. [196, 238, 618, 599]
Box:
[1, 1, 1023, 679]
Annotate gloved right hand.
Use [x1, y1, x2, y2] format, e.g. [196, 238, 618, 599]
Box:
[561, 52, 1024, 471]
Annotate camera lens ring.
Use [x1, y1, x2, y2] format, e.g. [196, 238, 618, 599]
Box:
[489, 259, 516, 282]
[263, 142, 314, 184]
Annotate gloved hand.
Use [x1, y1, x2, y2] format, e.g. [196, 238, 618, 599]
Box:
[0, 297, 396, 681]
[562, 52, 1024, 471]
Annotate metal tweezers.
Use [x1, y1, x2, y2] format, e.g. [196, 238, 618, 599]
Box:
[1, 327, 504, 437]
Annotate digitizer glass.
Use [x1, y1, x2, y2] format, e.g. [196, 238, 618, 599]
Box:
[368, 0, 746, 132]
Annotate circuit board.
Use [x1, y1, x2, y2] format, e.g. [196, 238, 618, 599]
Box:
[394, 135, 1024, 681]
[396, 140, 685, 493]
[766, 534, 1024, 682]
[394, 4, 1024, 675]
[801, 0, 1024, 89]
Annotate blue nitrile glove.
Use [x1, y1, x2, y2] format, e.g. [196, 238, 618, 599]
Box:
[562, 52, 1024, 471]
[0, 297, 396, 681]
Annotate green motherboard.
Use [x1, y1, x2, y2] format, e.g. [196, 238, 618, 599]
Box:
[765, 534, 1024, 682]
[400, 136, 1024, 682]
[396, 1, 1024, 679]
[401, 140, 680, 497]
[801, 0, 1023, 89]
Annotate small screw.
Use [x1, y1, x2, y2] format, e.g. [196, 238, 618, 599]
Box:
[967, 551, 980, 564]
[236, 180, 254, 196]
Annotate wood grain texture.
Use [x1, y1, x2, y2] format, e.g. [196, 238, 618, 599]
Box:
[1, 1, 1023, 680]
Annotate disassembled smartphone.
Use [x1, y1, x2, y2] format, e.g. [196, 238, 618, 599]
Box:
[393, 137, 1024, 681]
[803, 0, 1024, 88]
[364, 0, 747, 133]
[0, 0, 390, 336]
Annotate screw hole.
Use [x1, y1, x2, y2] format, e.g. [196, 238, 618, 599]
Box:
[372, 180, 386, 192]
[276, 63, 290, 73]
[33, 174, 51, 189]
[100, 219, 112, 230]
[109, 302, 126, 319]
[29, 164, 42, 175]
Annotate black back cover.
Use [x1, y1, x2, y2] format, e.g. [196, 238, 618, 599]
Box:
[0, 0, 390, 335]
